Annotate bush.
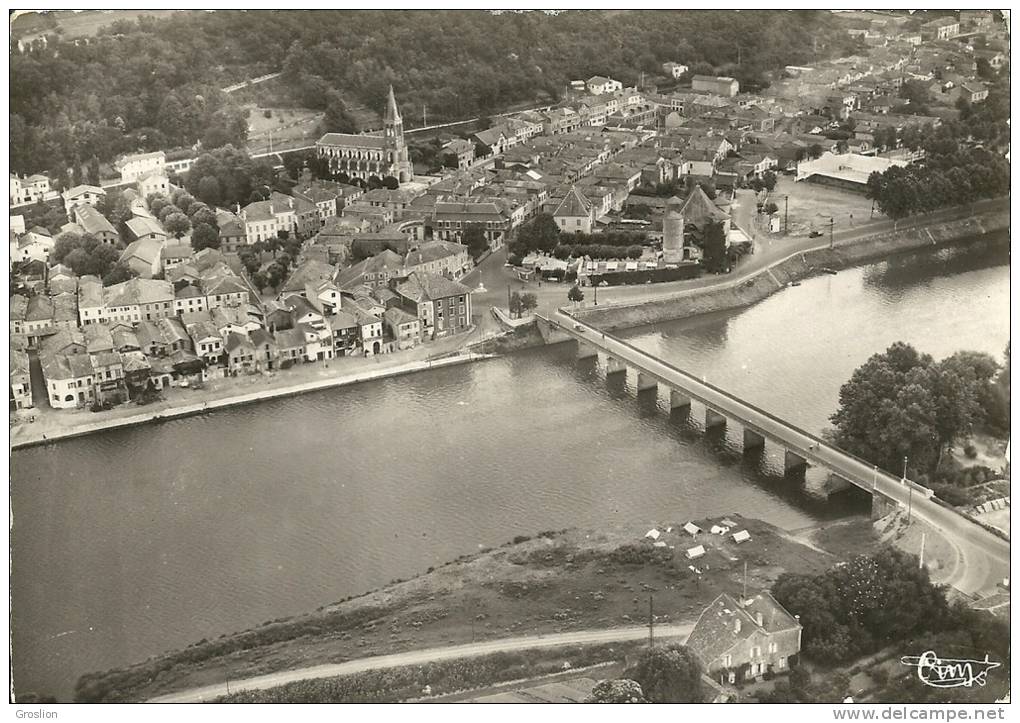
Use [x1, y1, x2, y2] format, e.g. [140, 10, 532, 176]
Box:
[964, 444, 978, 459]
[932, 484, 972, 507]
[263, 109, 272, 119]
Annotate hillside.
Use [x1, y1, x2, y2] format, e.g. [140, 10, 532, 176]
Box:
[10, 10, 857, 181]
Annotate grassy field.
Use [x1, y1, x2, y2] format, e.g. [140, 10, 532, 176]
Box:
[74, 515, 850, 703]
[12, 9, 182, 39]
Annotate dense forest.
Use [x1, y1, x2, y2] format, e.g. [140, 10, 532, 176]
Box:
[10, 10, 854, 181]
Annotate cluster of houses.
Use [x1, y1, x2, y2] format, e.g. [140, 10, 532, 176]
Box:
[12, 233, 474, 410]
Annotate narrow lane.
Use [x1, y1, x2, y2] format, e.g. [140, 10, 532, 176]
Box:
[149, 623, 693, 703]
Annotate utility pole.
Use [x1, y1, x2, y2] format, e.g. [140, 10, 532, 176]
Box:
[423, 104, 427, 129]
[919, 532, 926, 569]
[648, 595, 654, 647]
[784, 195, 789, 233]
[593, 278, 598, 306]
[743, 560, 748, 602]
[829, 217, 835, 248]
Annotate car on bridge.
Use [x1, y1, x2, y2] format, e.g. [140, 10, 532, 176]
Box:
[574, 324, 586, 332]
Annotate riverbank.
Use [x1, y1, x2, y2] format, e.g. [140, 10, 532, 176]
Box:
[574, 206, 1009, 330]
[70, 515, 846, 703]
[10, 351, 497, 450]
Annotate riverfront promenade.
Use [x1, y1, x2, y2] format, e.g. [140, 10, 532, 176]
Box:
[541, 311, 1011, 597]
[10, 347, 497, 449]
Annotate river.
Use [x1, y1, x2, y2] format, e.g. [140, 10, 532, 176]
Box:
[10, 235, 1009, 701]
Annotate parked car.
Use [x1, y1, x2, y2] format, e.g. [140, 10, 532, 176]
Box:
[809, 230, 823, 238]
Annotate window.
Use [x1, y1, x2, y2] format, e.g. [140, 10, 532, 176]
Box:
[723, 654, 732, 668]
[778, 657, 786, 669]
[751, 646, 761, 659]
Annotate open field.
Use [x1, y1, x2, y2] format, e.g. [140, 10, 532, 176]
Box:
[75, 515, 843, 702]
[243, 105, 324, 155]
[770, 175, 884, 237]
[12, 9, 181, 39]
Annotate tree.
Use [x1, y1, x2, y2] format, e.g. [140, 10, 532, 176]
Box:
[382, 175, 399, 190]
[700, 220, 729, 273]
[321, 90, 357, 134]
[171, 189, 196, 215]
[520, 292, 538, 316]
[567, 285, 584, 305]
[584, 679, 647, 703]
[197, 175, 223, 207]
[462, 223, 489, 260]
[87, 155, 101, 186]
[509, 291, 524, 319]
[101, 262, 134, 286]
[762, 170, 777, 191]
[626, 644, 703, 704]
[147, 193, 171, 219]
[514, 213, 560, 255]
[773, 548, 954, 664]
[158, 204, 184, 224]
[191, 222, 220, 251]
[251, 271, 267, 292]
[829, 342, 1000, 476]
[163, 212, 191, 239]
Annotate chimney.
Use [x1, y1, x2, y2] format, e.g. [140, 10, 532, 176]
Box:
[734, 618, 741, 634]
[755, 612, 763, 627]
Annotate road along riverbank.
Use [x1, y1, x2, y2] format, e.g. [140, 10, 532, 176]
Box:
[10, 352, 497, 450]
[71, 516, 836, 703]
[573, 204, 1009, 330]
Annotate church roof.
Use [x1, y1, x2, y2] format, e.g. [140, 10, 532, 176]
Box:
[317, 133, 388, 150]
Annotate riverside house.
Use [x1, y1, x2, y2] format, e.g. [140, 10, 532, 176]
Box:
[686, 592, 802, 685]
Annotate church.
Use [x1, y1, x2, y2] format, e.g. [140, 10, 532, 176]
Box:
[315, 86, 414, 185]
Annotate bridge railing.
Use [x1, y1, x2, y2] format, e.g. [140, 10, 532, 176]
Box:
[547, 310, 919, 490]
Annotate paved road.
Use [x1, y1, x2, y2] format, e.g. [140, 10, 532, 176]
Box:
[542, 312, 1010, 597]
[461, 198, 1007, 324]
[149, 623, 693, 703]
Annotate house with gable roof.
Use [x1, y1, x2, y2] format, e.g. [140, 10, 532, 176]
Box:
[395, 271, 472, 340]
[552, 187, 595, 234]
[686, 591, 802, 685]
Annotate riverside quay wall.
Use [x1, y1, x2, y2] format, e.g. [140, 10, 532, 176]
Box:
[573, 208, 1009, 331]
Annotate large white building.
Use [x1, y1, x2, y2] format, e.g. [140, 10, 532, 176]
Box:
[116, 151, 167, 183]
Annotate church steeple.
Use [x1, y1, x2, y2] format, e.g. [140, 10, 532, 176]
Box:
[384, 85, 401, 126]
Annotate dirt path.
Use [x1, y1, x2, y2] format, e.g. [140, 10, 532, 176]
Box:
[149, 623, 693, 703]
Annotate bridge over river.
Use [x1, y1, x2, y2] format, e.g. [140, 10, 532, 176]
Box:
[537, 311, 1010, 597]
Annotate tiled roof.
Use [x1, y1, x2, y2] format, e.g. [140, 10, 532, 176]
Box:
[317, 132, 388, 150]
[553, 187, 593, 218]
[104, 278, 174, 307]
[75, 205, 117, 236]
[396, 271, 472, 303]
[687, 592, 799, 668]
[273, 327, 306, 349]
[405, 240, 468, 267]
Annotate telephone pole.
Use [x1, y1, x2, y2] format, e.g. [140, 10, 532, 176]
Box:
[784, 195, 789, 233]
[829, 217, 835, 248]
[648, 595, 654, 646]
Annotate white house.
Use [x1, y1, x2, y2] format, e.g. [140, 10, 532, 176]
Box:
[116, 151, 166, 183]
[10, 173, 52, 207]
[587, 76, 623, 95]
[662, 62, 690, 79]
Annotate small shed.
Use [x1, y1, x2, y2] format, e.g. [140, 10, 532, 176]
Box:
[685, 545, 706, 560]
[732, 530, 751, 544]
[682, 521, 702, 537]
[721, 518, 737, 527]
[653, 541, 669, 548]
[710, 524, 730, 535]
[645, 528, 661, 540]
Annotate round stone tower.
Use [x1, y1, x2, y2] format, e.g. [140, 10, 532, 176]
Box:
[663, 195, 684, 262]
